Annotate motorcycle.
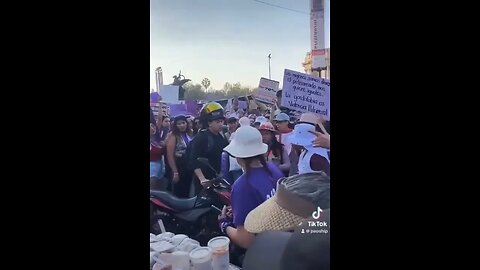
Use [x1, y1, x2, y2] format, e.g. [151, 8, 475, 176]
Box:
[150, 158, 231, 245]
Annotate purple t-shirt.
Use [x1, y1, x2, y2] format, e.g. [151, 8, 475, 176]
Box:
[231, 162, 284, 226]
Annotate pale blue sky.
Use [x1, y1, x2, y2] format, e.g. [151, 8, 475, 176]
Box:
[150, 0, 329, 90]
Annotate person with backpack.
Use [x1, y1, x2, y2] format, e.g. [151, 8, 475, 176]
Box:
[187, 102, 229, 193]
[219, 125, 285, 249]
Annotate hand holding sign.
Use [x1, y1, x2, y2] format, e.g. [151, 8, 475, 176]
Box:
[308, 117, 330, 149]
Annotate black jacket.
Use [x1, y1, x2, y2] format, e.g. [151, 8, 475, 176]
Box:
[188, 129, 228, 180]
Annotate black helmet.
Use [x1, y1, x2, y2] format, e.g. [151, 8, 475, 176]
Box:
[200, 102, 225, 124]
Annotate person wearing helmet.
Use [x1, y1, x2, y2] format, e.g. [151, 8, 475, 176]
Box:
[188, 102, 229, 192]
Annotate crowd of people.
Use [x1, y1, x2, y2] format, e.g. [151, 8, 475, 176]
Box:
[150, 96, 330, 269]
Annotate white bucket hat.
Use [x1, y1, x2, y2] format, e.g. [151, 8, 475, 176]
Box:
[285, 123, 317, 148]
[285, 113, 321, 148]
[224, 126, 268, 158]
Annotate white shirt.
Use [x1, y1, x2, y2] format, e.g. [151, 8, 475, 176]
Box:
[229, 156, 242, 171]
[227, 131, 242, 171]
[298, 147, 330, 174]
[276, 131, 294, 155]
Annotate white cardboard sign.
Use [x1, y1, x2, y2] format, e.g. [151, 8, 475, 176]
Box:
[281, 69, 330, 119]
[255, 77, 279, 104]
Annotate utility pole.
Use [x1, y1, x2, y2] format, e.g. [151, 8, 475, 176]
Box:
[268, 54, 271, 79]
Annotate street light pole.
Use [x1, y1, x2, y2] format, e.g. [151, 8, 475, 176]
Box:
[268, 54, 271, 79]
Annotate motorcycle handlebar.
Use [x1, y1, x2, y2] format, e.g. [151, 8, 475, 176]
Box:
[203, 177, 230, 190]
[197, 157, 231, 187]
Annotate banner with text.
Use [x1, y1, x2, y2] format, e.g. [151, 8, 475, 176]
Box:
[281, 69, 330, 119]
[255, 77, 279, 105]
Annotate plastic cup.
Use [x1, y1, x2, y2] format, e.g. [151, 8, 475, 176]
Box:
[152, 263, 172, 270]
[207, 236, 230, 270]
[189, 247, 212, 270]
[156, 251, 190, 270]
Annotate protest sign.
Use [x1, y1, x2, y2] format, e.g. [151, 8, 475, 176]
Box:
[150, 92, 161, 103]
[160, 85, 180, 104]
[238, 100, 247, 110]
[255, 77, 279, 104]
[281, 69, 330, 119]
[169, 104, 190, 117]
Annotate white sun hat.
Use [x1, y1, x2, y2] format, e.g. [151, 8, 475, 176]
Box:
[224, 125, 268, 158]
[285, 113, 321, 148]
[285, 123, 317, 148]
[239, 116, 251, 127]
[254, 116, 268, 124]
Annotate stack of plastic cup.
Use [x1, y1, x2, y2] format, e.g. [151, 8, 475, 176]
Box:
[207, 236, 230, 270]
[189, 247, 213, 270]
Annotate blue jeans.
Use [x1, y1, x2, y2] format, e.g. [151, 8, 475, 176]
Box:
[150, 161, 165, 179]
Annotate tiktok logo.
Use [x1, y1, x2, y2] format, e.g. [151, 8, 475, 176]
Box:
[312, 207, 323, 219]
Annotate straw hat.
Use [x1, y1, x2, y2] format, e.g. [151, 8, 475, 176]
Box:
[297, 112, 320, 125]
[223, 125, 268, 158]
[242, 209, 330, 270]
[244, 172, 330, 233]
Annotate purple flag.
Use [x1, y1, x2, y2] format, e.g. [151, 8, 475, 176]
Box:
[238, 100, 247, 110]
[169, 104, 190, 117]
[150, 92, 161, 103]
[185, 100, 199, 116]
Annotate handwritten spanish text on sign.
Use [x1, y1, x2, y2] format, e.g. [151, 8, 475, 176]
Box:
[281, 69, 330, 119]
[255, 77, 279, 104]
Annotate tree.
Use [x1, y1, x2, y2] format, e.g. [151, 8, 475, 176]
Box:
[182, 81, 255, 101]
[225, 82, 253, 98]
[223, 82, 232, 93]
[201, 78, 211, 92]
[183, 83, 206, 100]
